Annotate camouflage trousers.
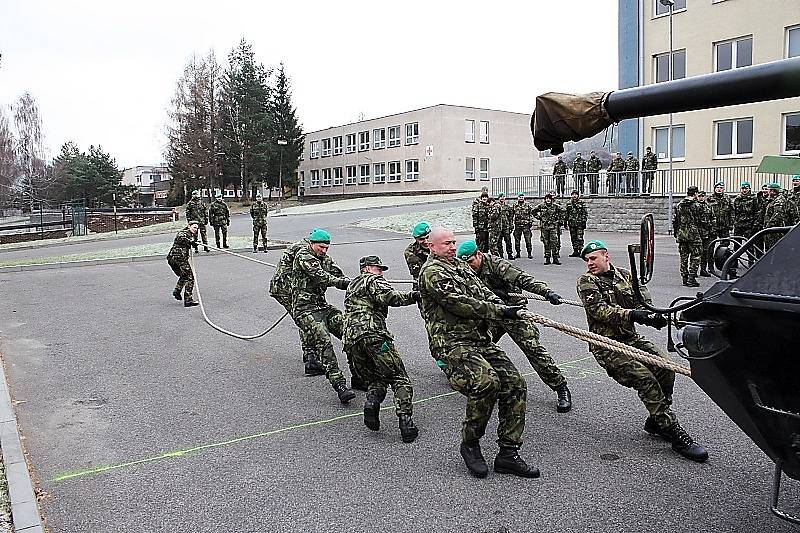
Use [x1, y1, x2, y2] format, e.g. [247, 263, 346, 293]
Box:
[677, 240, 701, 279]
[270, 289, 318, 364]
[592, 336, 677, 431]
[556, 176, 566, 196]
[642, 171, 655, 194]
[197, 224, 208, 245]
[212, 225, 228, 247]
[540, 228, 561, 260]
[168, 257, 194, 301]
[699, 236, 713, 272]
[346, 336, 413, 416]
[513, 226, 533, 256]
[588, 174, 600, 195]
[295, 306, 350, 387]
[490, 230, 513, 258]
[441, 343, 527, 448]
[253, 224, 268, 250]
[568, 226, 585, 255]
[491, 319, 566, 390]
[474, 229, 489, 253]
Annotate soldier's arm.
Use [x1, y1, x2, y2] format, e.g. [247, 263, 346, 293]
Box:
[421, 269, 505, 320]
[405, 251, 422, 279]
[576, 275, 633, 326]
[174, 231, 194, 247]
[371, 277, 417, 307]
[296, 252, 346, 288]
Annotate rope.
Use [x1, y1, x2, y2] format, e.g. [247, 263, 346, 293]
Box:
[202, 242, 279, 268]
[515, 291, 584, 308]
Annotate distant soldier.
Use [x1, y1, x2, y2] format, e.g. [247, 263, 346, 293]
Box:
[343, 255, 420, 443]
[763, 183, 799, 250]
[607, 153, 625, 194]
[250, 193, 269, 253]
[732, 182, 759, 239]
[208, 192, 230, 249]
[498, 193, 515, 259]
[707, 181, 733, 271]
[553, 156, 568, 197]
[457, 240, 572, 413]
[586, 150, 602, 195]
[185, 190, 209, 252]
[577, 240, 708, 463]
[512, 193, 535, 259]
[532, 193, 565, 265]
[756, 183, 770, 230]
[471, 186, 491, 253]
[624, 151, 639, 194]
[672, 186, 703, 287]
[572, 152, 587, 195]
[488, 194, 505, 257]
[641, 146, 658, 195]
[564, 190, 588, 258]
[167, 221, 200, 307]
[696, 191, 713, 277]
[787, 175, 800, 225]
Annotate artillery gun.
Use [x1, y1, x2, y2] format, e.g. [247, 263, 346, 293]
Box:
[532, 57, 800, 525]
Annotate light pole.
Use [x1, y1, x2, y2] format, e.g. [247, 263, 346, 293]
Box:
[276, 139, 288, 212]
[660, 0, 675, 233]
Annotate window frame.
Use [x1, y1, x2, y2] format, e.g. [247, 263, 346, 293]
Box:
[359, 164, 371, 185]
[358, 131, 370, 152]
[373, 162, 386, 183]
[479, 158, 490, 181]
[373, 128, 386, 150]
[388, 161, 401, 182]
[405, 159, 419, 181]
[782, 112, 800, 155]
[388, 125, 401, 147]
[346, 133, 357, 154]
[321, 168, 332, 187]
[653, 0, 686, 18]
[787, 24, 800, 59]
[652, 124, 686, 162]
[405, 122, 419, 145]
[653, 49, 686, 83]
[309, 140, 319, 159]
[465, 119, 475, 143]
[714, 118, 754, 159]
[321, 138, 331, 157]
[310, 169, 320, 187]
[333, 136, 343, 156]
[346, 165, 357, 185]
[713, 35, 753, 72]
[333, 167, 343, 186]
[465, 157, 475, 180]
[479, 121, 490, 144]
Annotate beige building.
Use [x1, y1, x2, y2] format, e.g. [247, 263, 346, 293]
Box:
[298, 104, 538, 196]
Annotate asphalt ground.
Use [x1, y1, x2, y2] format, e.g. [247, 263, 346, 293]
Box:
[0, 207, 797, 532]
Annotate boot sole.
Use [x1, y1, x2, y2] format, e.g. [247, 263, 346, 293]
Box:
[494, 464, 541, 478]
[460, 449, 489, 478]
[338, 391, 356, 404]
[557, 403, 572, 413]
[304, 369, 325, 376]
[364, 404, 380, 431]
[400, 430, 418, 443]
[672, 445, 709, 463]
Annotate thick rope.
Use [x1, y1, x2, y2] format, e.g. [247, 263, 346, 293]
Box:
[202, 243, 279, 268]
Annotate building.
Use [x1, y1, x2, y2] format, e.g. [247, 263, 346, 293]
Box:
[297, 104, 538, 197]
[618, 0, 800, 169]
[121, 165, 172, 206]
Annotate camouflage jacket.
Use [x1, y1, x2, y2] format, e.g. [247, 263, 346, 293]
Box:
[565, 199, 588, 229]
[472, 197, 490, 230]
[764, 194, 799, 229]
[642, 152, 658, 171]
[404, 240, 429, 281]
[607, 156, 625, 172]
[572, 156, 586, 174]
[697, 201, 713, 239]
[757, 194, 770, 228]
[208, 200, 230, 227]
[342, 273, 416, 348]
[553, 160, 567, 176]
[624, 156, 639, 172]
[532, 202, 564, 230]
[418, 254, 506, 351]
[587, 155, 602, 173]
[732, 193, 759, 231]
[167, 227, 197, 262]
[512, 202, 535, 229]
[270, 238, 308, 296]
[672, 197, 702, 243]
[290, 246, 348, 316]
[707, 192, 733, 232]
[185, 199, 208, 225]
[250, 202, 269, 227]
[788, 188, 800, 225]
[473, 253, 549, 306]
[576, 265, 655, 346]
[499, 203, 514, 232]
[488, 202, 504, 232]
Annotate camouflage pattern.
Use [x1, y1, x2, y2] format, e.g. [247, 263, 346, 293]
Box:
[269, 239, 316, 364]
[347, 337, 413, 415]
[624, 155, 640, 193]
[708, 192, 733, 237]
[167, 227, 197, 302]
[697, 199, 714, 272]
[403, 240, 429, 281]
[553, 159, 567, 196]
[587, 154, 602, 194]
[576, 265, 677, 431]
[672, 196, 703, 281]
[733, 192, 760, 238]
[787, 186, 800, 226]
[208, 199, 230, 227]
[572, 155, 587, 194]
[607, 155, 625, 194]
[250, 201, 269, 250]
[565, 198, 588, 256]
[532, 201, 565, 261]
[641, 151, 658, 194]
[763, 194, 799, 250]
[471, 196, 491, 252]
[512, 201, 535, 256]
[186, 198, 208, 244]
[489, 202, 513, 258]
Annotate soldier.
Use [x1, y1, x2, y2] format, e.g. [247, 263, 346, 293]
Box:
[457, 240, 572, 413]
[208, 192, 230, 249]
[623, 151, 639, 194]
[572, 152, 587, 195]
[641, 147, 658, 195]
[707, 181, 733, 272]
[532, 193, 565, 265]
[672, 186, 703, 287]
[587, 150, 602, 195]
[763, 183, 799, 250]
[291, 228, 357, 404]
[343, 255, 420, 443]
[787, 175, 800, 225]
[419, 227, 539, 478]
[512, 193, 534, 259]
[488, 193, 504, 257]
[576, 240, 708, 462]
[696, 191, 713, 277]
[732, 182, 759, 239]
[185, 190, 209, 252]
[250, 193, 269, 253]
[498, 193, 514, 259]
[606, 153, 624, 194]
[553, 156, 567, 197]
[167, 221, 200, 307]
[564, 190, 588, 258]
[471, 186, 491, 253]
[756, 183, 770, 229]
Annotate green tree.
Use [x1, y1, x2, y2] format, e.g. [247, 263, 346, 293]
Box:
[266, 62, 304, 197]
[51, 142, 133, 207]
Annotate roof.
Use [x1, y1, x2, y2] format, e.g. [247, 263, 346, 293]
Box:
[756, 155, 800, 175]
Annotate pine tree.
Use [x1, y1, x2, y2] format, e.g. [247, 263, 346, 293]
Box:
[267, 62, 304, 196]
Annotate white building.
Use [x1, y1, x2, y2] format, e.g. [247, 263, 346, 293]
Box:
[121, 165, 173, 206]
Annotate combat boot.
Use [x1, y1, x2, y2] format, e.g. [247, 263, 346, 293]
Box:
[494, 447, 540, 478]
[556, 384, 572, 413]
[363, 399, 380, 431]
[398, 414, 419, 443]
[681, 275, 688, 286]
[544, 257, 550, 265]
[665, 423, 708, 463]
[460, 441, 489, 478]
[172, 288, 182, 301]
[184, 299, 199, 308]
[643, 416, 671, 441]
[334, 383, 356, 404]
[204, 245, 209, 253]
[253, 247, 257, 253]
[553, 258, 561, 265]
[515, 252, 521, 259]
[215, 239, 221, 249]
[699, 269, 711, 277]
[304, 358, 325, 376]
[527, 252, 532, 259]
[687, 276, 701, 287]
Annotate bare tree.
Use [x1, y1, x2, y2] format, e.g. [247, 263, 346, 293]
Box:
[12, 92, 47, 211]
[0, 106, 17, 211]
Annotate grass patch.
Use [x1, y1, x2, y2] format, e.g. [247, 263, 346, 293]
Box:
[351, 206, 472, 234]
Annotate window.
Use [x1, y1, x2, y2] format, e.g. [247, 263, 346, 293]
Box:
[346, 165, 357, 185]
[310, 169, 320, 187]
[388, 125, 401, 147]
[346, 133, 357, 153]
[388, 161, 401, 182]
[654, 50, 686, 82]
[373, 163, 386, 183]
[405, 122, 419, 145]
[788, 25, 800, 58]
[654, 0, 685, 17]
[782, 113, 800, 154]
[310, 140, 319, 159]
[358, 131, 370, 151]
[479, 158, 489, 180]
[465, 157, 475, 180]
[373, 128, 386, 149]
[359, 164, 370, 184]
[150, 174, 161, 183]
[321, 138, 331, 157]
[465, 120, 475, 142]
[715, 36, 752, 72]
[136, 176, 141, 184]
[715, 118, 753, 158]
[333, 136, 343, 155]
[333, 167, 343, 186]
[405, 159, 419, 181]
[653, 125, 686, 161]
[321, 168, 332, 186]
[479, 121, 489, 143]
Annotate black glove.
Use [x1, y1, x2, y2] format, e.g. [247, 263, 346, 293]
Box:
[630, 310, 668, 330]
[335, 278, 351, 290]
[491, 288, 510, 302]
[502, 305, 524, 320]
[544, 289, 562, 305]
[410, 291, 421, 303]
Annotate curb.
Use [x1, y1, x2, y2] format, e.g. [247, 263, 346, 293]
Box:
[0, 358, 44, 533]
[269, 196, 473, 218]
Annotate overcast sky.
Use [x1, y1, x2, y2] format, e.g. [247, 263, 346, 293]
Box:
[0, 1, 618, 168]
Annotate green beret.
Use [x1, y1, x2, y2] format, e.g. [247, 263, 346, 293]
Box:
[580, 239, 608, 259]
[740, 181, 751, 188]
[456, 240, 478, 260]
[412, 221, 431, 238]
[497, 192, 506, 198]
[792, 175, 800, 182]
[714, 181, 724, 187]
[308, 228, 331, 243]
[191, 190, 200, 197]
[517, 192, 524, 197]
[768, 182, 781, 191]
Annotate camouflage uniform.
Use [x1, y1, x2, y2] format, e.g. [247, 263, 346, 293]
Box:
[471, 196, 490, 252]
[404, 239, 438, 360]
[185, 198, 209, 247]
[763, 193, 799, 250]
[707, 191, 733, 270]
[167, 227, 197, 303]
[576, 265, 677, 432]
[208, 199, 230, 248]
[624, 154, 640, 194]
[696, 198, 713, 275]
[672, 196, 703, 284]
[250, 201, 269, 251]
[564, 198, 588, 257]
[607, 155, 625, 194]
[788, 185, 800, 225]
[498, 201, 514, 259]
[553, 159, 568, 196]
[532, 200, 565, 262]
[586, 154, 602, 195]
[733, 192, 759, 239]
[512, 201, 535, 258]
[418, 254, 527, 448]
[641, 151, 658, 194]
[488, 201, 504, 257]
[572, 155, 587, 194]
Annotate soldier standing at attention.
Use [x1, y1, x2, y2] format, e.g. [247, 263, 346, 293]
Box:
[250, 193, 269, 253]
[673, 186, 703, 287]
[488, 194, 503, 257]
[419, 227, 539, 479]
[498, 193, 515, 259]
[707, 181, 733, 271]
[788, 175, 800, 223]
[641, 146, 658, 195]
[186, 190, 209, 252]
[696, 191, 713, 277]
[167, 221, 200, 307]
[343, 256, 420, 443]
[512, 193, 534, 259]
[564, 190, 588, 258]
[576, 240, 708, 462]
[624, 151, 639, 194]
[553, 156, 567, 197]
[732, 182, 759, 239]
[763, 183, 799, 250]
[586, 150, 602, 195]
[208, 192, 230, 249]
[457, 240, 573, 413]
[607, 152, 625, 194]
[291, 228, 357, 404]
[572, 152, 587, 195]
[471, 186, 491, 253]
[532, 193, 565, 265]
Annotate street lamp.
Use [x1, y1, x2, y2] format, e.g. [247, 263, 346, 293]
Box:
[660, 0, 675, 233]
[276, 139, 288, 212]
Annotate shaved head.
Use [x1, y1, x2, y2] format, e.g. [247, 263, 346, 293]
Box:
[428, 227, 457, 262]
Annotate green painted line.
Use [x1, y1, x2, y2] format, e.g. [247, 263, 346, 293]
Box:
[50, 355, 595, 483]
